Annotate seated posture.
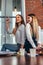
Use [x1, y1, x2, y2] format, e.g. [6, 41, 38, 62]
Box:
[1, 14, 26, 52]
[25, 14, 41, 53]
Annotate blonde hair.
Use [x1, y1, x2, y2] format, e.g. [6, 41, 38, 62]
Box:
[32, 16, 39, 41]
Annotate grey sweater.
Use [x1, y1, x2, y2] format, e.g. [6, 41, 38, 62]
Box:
[15, 24, 26, 45]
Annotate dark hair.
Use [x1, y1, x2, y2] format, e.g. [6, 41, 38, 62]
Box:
[28, 13, 35, 17]
[16, 14, 25, 27]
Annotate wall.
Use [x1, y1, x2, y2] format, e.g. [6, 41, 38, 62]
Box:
[25, 0, 43, 43]
[25, 0, 43, 29]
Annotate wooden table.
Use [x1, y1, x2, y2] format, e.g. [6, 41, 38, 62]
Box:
[0, 54, 43, 65]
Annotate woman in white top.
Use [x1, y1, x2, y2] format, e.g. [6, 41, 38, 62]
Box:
[25, 14, 41, 53]
[1, 14, 26, 52]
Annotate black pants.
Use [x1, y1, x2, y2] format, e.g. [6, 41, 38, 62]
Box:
[24, 37, 37, 53]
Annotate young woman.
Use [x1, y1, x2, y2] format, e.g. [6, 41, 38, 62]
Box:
[1, 14, 26, 52]
[25, 14, 41, 53]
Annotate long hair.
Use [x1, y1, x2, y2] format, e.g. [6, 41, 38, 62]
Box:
[15, 14, 25, 28]
[32, 16, 39, 41]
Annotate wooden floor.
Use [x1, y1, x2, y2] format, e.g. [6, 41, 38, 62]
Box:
[0, 54, 43, 65]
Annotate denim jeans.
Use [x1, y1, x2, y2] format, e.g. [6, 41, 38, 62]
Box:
[1, 43, 21, 52]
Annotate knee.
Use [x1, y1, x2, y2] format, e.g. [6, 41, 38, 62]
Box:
[3, 44, 6, 47]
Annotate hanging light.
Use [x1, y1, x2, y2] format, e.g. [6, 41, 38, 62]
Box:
[14, 0, 17, 12]
[14, 6, 17, 12]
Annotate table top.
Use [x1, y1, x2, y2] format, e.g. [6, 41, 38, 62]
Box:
[0, 54, 43, 65]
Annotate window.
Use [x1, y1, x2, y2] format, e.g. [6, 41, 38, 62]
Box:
[0, 0, 21, 46]
[0, 11, 1, 45]
[0, 0, 26, 50]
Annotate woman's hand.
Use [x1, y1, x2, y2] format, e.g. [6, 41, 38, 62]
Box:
[36, 44, 41, 50]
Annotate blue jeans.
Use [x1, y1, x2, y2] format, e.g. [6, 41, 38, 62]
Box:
[1, 44, 21, 52]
